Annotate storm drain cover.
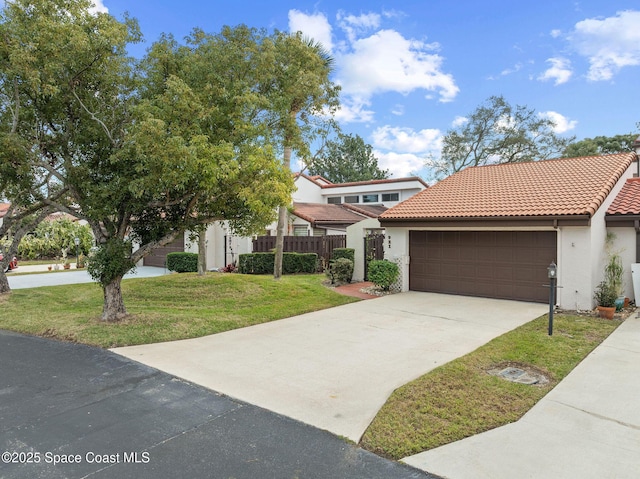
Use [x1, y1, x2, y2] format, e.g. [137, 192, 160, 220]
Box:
[498, 367, 540, 385]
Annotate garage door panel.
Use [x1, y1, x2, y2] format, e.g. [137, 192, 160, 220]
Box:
[409, 230, 556, 303]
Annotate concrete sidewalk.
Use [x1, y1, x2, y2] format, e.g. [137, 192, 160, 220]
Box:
[113, 292, 546, 442]
[403, 314, 640, 478]
[7, 265, 168, 289]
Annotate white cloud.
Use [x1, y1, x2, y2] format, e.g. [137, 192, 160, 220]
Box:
[550, 29, 562, 38]
[391, 104, 404, 116]
[89, 0, 108, 14]
[333, 99, 375, 123]
[337, 11, 381, 43]
[372, 125, 441, 153]
[288, 10, 333, 52]
[336, 29, 459, 105]
[452, 116, 468, 127]
[570, 10, 640, 81]
[538, 57, 573, 85]
[374, 151, 426, 178]
[539, 111, 577, 133]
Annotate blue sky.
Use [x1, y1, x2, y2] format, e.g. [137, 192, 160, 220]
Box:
[95, 0, 640, 179]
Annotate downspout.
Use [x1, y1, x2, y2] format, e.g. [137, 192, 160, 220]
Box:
[635, 220, 640, 263]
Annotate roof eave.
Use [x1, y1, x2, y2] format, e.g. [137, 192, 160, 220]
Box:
[379, 214, 592, 228]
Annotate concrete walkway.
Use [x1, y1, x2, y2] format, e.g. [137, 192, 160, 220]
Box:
[7, 265, 168, 289]
[403, 314, 640, 478]
[113, 292, 546, 442]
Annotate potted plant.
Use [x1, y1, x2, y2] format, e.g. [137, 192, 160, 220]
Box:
[76, 253, 85, 269]
[594, 281, 617, 319]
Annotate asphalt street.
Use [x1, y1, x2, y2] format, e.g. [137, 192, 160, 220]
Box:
[0, 330, 437, 479]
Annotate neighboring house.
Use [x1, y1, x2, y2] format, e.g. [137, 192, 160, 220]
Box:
[0, 203, 9, 229]
[142, 174, 427, 269]
[289, 202, 387, 236]
[379, 152, 638, 310]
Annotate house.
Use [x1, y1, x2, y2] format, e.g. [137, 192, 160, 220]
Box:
[144, 174, 427, 269]
[289, 202, 387, 236]
[379, 152, 639, 310]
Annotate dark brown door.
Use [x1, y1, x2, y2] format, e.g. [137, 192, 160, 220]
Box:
[143, 235, 185, 267]
[409, 231, 556, 302]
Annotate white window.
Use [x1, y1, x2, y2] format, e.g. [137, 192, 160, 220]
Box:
[362, 194, 379, 203]
[327, 197, 342, 204]
[293, 226, 308, 236]
[344, 195, 359, 203]
[382, 192, 399, 202]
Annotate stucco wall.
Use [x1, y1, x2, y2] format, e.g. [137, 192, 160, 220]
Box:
[346, 218, 383, 282]
[557, 227, 592, 310]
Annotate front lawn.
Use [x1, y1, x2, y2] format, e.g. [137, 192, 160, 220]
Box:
[0, 273, 357, 348]
[360, 313, 621, 460]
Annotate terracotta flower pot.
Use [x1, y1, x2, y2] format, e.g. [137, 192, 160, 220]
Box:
[597, 306, 615, 320]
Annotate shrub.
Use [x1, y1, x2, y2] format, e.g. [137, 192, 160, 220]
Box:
[167, 252, 198, 273]
[327, 258, 353, 284]
[332, 248, 355, 262]
[368, 259, 399, 291]
[220, 263, 238, 273]
[239, 252, 318, 274]
[17, 218, 93, 260]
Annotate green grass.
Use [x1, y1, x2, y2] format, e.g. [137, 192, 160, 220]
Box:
[359, 313, 621, 460]
[0, 273, 357, 348]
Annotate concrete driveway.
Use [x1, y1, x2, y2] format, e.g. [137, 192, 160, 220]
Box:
[113, 292, 547, 442]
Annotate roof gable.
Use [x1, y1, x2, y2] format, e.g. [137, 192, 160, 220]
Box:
[607, 177, 640, 216]
[381, 153, 635, 222]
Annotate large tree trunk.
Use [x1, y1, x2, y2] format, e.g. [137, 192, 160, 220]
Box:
[0, 273, 10, 295]
[198, 230, 206, 276]
[274, 139, 293, 280]
[274, 205, 287, 279]
[101, 276, 128, 322]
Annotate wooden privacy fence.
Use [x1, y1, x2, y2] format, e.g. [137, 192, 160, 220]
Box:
[252, 235, 346, 266]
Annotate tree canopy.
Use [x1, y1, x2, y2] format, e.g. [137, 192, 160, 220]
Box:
[428, 95, 574, 179]
[0, 1, 301, 320]
[563, 133, 637, 158]
[308, 133, 389, 183]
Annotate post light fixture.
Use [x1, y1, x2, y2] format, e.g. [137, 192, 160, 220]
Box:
[634, 135, 640, 157]
[547, 261, 557, 335]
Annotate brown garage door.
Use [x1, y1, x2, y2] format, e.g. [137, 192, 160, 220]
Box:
[409, 231, 557, 303]
[143, 235, 185, 267]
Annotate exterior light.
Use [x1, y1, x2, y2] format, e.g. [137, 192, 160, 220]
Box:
[547, 261, 557, 335]
[547, 261, 557, 279]
[634, 135, 640, 157]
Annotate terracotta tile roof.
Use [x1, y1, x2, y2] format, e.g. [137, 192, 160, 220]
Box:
[293, 202, 371, 225]
[381, 153, 635, 220]
[342, 203, 388, 218]
[607, 178, 640, 215]
[0, 203, 10, 218]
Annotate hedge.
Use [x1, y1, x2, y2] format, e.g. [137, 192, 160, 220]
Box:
[167, 252, 198, 273]
[332, 248, 355, 262]
[239, 252, 318, 274]
[368, 259, 399, 291]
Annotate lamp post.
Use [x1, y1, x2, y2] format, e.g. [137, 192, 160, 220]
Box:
[74, 237, 80, 268]
[547, 262, 557, 336]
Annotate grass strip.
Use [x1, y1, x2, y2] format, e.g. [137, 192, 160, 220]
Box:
[0, 273, 357, 348]
[360, 313, 621, 459]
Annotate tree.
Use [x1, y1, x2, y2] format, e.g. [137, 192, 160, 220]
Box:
[260, 32, 340, 279]
[308, 133, 389, 183]
[429, 95, 574, 179]
[0, 3, 292, 320]
[563, 133, 637, 158]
